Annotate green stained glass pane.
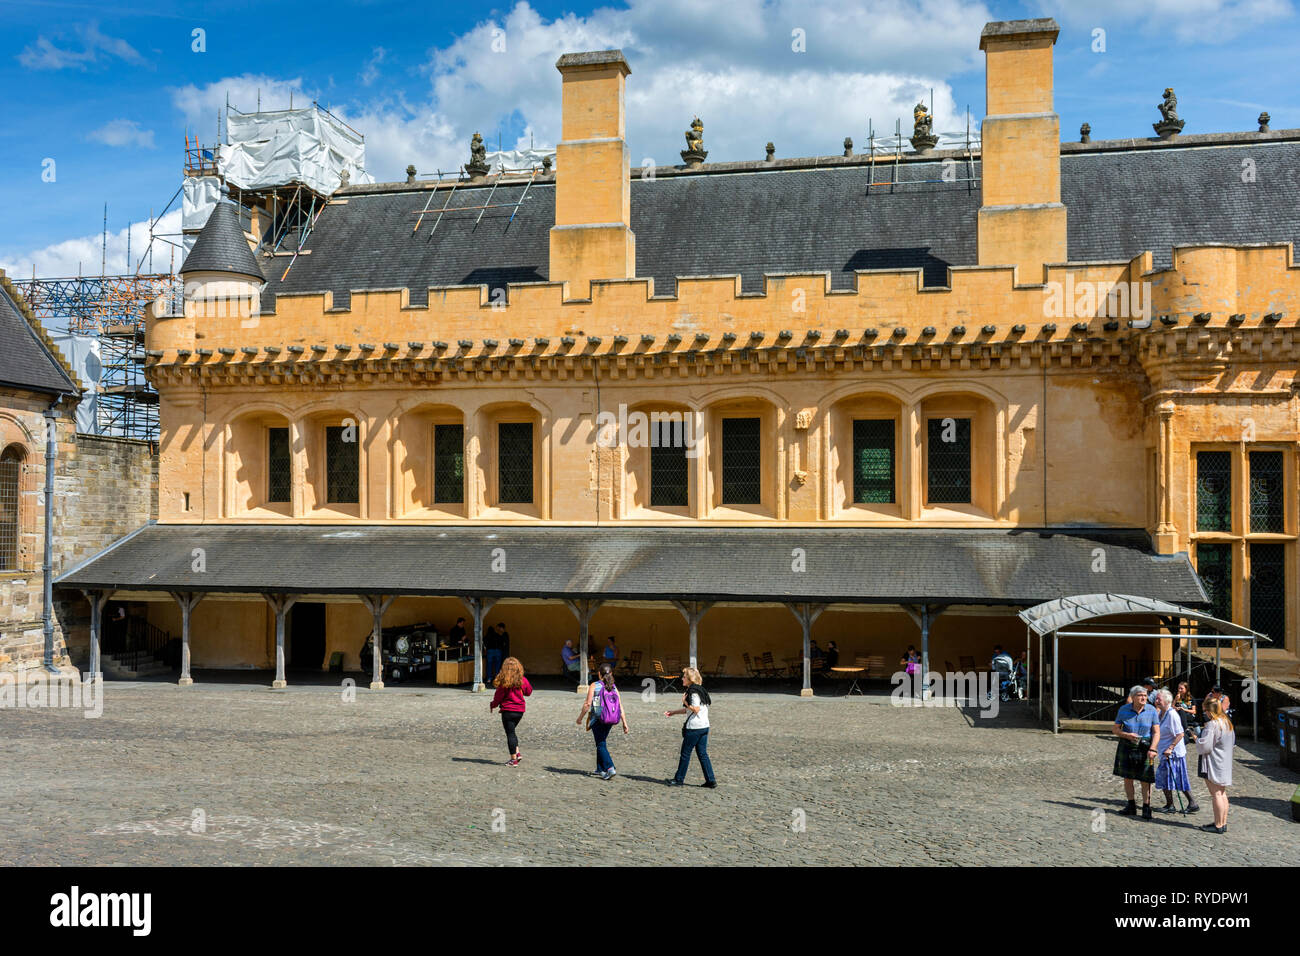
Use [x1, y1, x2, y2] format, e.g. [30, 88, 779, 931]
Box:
[1249, 542, 1285, 645]
[1195, 451, 1231, 532]
[1196, 542, 1233, 624]
[852, 419, 894, 504]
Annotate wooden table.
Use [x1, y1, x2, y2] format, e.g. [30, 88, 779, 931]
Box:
[831, 666, 866, 696]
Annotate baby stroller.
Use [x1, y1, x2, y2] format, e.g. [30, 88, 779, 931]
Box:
[988, 653, 1022, 704]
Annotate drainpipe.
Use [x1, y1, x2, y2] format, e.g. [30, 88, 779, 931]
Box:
[41, 396, 64, 672]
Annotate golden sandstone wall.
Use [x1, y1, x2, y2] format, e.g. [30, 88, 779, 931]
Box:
[131, 18, 1300, 672]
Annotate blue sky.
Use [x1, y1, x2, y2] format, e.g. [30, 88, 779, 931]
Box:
[2, 0, 1296, 277]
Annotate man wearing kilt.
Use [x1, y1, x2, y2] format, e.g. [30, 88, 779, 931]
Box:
[1153, 688, 1200, 814]
[1113, 686, 1162, 819]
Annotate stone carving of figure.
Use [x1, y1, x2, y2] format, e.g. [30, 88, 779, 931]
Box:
[470, 132, 487, 165]
[685, 117, 704, 153]
[913, 102, 933, 138]
[1158, 88, 1179, 124]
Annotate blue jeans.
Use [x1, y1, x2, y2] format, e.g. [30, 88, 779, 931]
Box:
[485, 649, 502, 682]
[675, 727, 715, 784]
[592, 720, 614, 772]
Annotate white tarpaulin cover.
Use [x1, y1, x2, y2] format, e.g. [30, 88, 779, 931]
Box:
[182, 176, 221, 231]
[486, 147, 555, 173]
[49, 331, 101, 434]
[220, 106, 374, 196]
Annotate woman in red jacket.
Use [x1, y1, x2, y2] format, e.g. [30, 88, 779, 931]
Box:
[489, 657, 532, 766]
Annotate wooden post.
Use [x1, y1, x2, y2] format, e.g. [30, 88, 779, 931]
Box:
[168, 591, 203, 686]
[263, 593, 299, 689]
[81, 589, 113, 682]
[564, 599, 603, 694]
[461, 595, 497, 693]
[784, 602, 825, 697]
[671, 600, 714, 671]
[360, 594, 396, 689]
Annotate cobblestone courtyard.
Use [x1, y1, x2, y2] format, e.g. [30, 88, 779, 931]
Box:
[2, 680, 1297, 866]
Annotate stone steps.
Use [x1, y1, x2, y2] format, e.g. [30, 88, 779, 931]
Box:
[101, 653, 174, 680]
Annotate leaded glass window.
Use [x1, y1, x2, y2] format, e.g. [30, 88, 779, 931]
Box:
[1196, 542, 1233, 624]
[267, 427, 291, 503]
[1195, 451, 1231, 532]
[498, 422, 533, 504]
[852, 419, 895, 504]
[927, 417, 971, 504]
[433, 424, 465, 505]
[721, 417, 761, 505]
[650, 419, 688, 507]
[1249, 542, 1285, 645]
[1249, 451, 1284, 533]
[0, 447, 20, 572]
[325, 425, 359, 504]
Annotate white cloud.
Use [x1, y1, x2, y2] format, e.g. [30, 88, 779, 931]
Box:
[17, 21, 145, 71]
[360, 47, 387, 87]
[356, 0, 990, 181]
[1, 212, 183, 280]
[87, 119, 156, 149]
[1033, 0, 1294, 44]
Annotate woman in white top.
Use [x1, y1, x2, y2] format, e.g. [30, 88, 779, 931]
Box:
[1196, 697, 1236, 834]
[1153, 689, 1199, 814]
[664, 667, 716, 788]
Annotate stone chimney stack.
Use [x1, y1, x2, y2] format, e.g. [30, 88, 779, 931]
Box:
[549, 50, 635, 299]
[976, 19, 1066, 283]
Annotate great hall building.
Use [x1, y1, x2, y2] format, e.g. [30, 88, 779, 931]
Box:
[58, 19, 1300, 693]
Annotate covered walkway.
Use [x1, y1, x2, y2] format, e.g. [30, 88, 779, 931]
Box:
[56, 524, 1208, 696]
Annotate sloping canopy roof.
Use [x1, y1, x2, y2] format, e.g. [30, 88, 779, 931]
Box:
[1019, 592, 1259, 639]
[258, 135, 1300, 311]
[180, 203, 263, 279]
[56, 524, 1206, 606]
[0, 280, 79, 395]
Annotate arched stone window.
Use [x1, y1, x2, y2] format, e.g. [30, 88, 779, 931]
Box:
[0, 444, 25, 571]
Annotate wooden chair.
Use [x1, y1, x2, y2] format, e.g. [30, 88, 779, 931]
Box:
[704, 655, 726, 679]
[664, 655, 682, 677]
[759, 650, 780, 681]
[653, 658, 679, 694]
[617, 650, 642, 676]
[809, 657, 828, 680]
[865, 655, 888, 680]
[742, 652, 760, 677]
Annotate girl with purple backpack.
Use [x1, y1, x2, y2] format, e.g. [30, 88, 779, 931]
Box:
[576, 662, 628, 780]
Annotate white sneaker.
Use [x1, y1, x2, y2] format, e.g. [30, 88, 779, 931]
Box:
[603, 768, 617, 780]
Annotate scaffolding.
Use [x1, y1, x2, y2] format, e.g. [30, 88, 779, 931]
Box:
[13, 273, 173, 441]
[861, 109, 981, 194]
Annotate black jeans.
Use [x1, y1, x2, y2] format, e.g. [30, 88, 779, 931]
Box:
[500, 710, 523, 756]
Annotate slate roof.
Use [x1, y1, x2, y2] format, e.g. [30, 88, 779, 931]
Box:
[55, 524, 1206, 606]
[180, 202, 263, 278]
[258, 134, 1300, 311]
[0, 278, 79, 395]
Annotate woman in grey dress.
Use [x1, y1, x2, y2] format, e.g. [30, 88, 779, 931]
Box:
[1195, 697, 1235, 834]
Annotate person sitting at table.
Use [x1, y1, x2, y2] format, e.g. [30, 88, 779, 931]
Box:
[809, 640, 824, 661]
[561, 640, 582, 685]
[824, 641, 839, 669]
[604, 636, 619, 663]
